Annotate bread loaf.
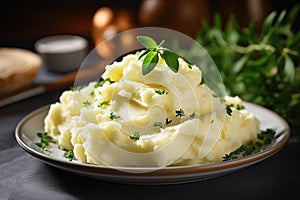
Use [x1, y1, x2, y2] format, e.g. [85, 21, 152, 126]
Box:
[0, 48, 42, 95]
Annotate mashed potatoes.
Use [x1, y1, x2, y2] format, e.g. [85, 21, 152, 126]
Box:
[44, 54, 260, 167]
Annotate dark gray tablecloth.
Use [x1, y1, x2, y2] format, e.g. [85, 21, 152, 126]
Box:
[1, 90, 300, 200]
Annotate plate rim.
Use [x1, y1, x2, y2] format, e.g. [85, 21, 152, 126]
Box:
[15, 102, 290, 179]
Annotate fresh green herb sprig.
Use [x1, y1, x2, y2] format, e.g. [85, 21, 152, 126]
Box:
[109, 112, 121, 120]
[175, 108, 197, 119]
[137, 36, 191, 75]
[189, 112, 196, 118]
[94, 78, 114, 88]
[175, 108, 186, 117]
[35, 132, 53, 151]
[236, 104, 245, 110]
[70, 85, 85, 91]
[154, 88, 168, 95]
[83, 100, 91, 107]
[227, 104, 245, 111]
[165, 118, 172, 125]
[129, 131, 141, 141]
[226, 105, 233, 116]
[63, 150, 74, 161]
[256, 128, 276, 146]
[153, 121, 164, 129]
[196, 6, 300, 128]
[222, 129, 276, 161]
[98, 100, 110, 108]
[153, 118, 173, 129]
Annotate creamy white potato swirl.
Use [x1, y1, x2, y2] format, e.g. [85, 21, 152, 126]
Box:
[44, 54, 260, 167]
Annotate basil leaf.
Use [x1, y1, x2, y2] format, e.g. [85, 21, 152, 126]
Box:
[136, 36, 192, 74]
[142, 51, 159, 75]
[161, 50, 179, 73]
[137, 36, 157, 49]
[138, 49, 150, 60]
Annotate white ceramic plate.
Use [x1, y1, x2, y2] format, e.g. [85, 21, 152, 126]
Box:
[15, 102, 290, 185]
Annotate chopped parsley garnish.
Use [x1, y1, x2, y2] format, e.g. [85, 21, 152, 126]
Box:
[154, 118, 173, 129]
[35, 132, 53, 151]
[98, 100, 110, 108]
[222, 142, 256, 161]
[83, 100, 91, 107]
[226, 104, 244, 116]
[154, 88, 168, 95]
[189, 112, 196, 118]
[153, 121, 164, 129]
[165, 118, 172, 125]
[70, 85, 85, 91]
[226, 105, 233, 116]
[109, 112, 121, 120]
[200, 78, 206, 85]
[94, 78, 114, 88]
[63, 150, 74, 161]
[256, 128, 276, 146]
[175, 109, 197, 119]
[129, 131, 140, 141]
[236, 104, 245, 110]
[175, 108, 186, 117]
[227, 103, 245, 110]
[137, 36, 192, 75]
[222, 129, 276, 161]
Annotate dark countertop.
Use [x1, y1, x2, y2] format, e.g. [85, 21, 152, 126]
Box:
[0, 87, 299, 200]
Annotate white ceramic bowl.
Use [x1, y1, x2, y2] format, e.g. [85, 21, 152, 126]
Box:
[35, 35, 88, 73]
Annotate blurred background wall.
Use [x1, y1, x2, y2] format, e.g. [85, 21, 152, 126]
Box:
[0, 0, 299, 51]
